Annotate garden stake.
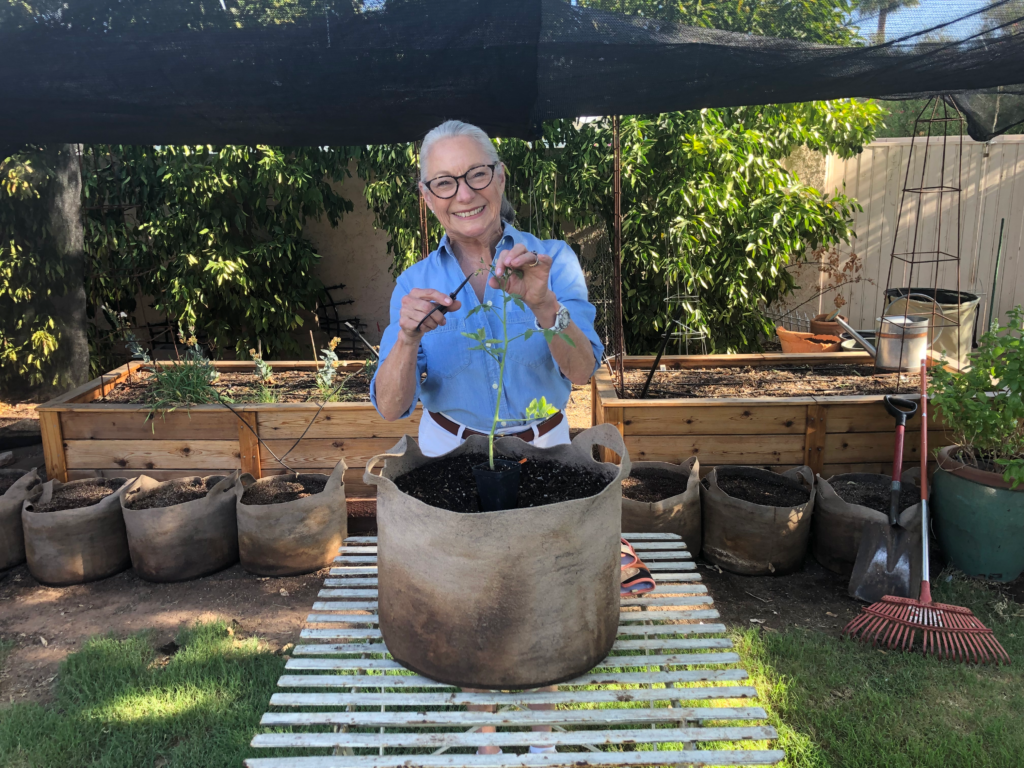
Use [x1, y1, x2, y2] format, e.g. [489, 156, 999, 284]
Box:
[843, 360, 1011, 664]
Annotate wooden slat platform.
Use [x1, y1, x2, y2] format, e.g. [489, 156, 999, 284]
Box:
[245, 533, 783, 768]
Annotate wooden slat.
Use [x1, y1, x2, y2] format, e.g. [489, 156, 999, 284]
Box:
[63, 439, 240, 470]
[36, 363, 137, 408]
[826, 403, 944, 433]
[237, 412, 261, 479]
[298, 623, 730, 641]
[291, 637, 735, 655]
[66, 468, 237, 482]
[40, 411, 67, 483]
[619, 352, 871, 370]
[304, 609, 719, 625]
[623, 405, 806, 436]
[257, 409, 419, 439]
[245, 748, 786, 768]
[623, 434, 805, 465]
[286, 651, 741, 672]
[259, 438, 398, 470]
[803, 404, 828, 476]
[60, 409, 239, 440]
[824, 430, 953, 464]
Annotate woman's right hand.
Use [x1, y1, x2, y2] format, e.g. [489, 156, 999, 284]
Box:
[398, 289, 462, 343]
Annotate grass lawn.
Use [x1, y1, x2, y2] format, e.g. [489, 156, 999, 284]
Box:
[0, 572, 1020, 768]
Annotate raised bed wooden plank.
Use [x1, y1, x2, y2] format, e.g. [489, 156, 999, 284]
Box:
[623, 405, 806, 436]
[244, 748, 786, 768]
[826, 403, 944, 433]
[60, 409, 239, 440]
[258, 409, 419, 440]
[623, 435, 805, 465]
[824, 430, 953, 463]
[259, 438, 398, 470]
[66, 468, 238, 482]
[39, 411, 67, 483]
[63, 439, 241, 470]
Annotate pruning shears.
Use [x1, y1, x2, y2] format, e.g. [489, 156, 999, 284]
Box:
[415, 271, 475, 331]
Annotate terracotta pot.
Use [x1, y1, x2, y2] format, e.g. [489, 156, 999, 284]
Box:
[365, 424, 628, 690]
[621, 457, 701, 551]
[776, 326, 841, 353]
[810, 313, 848, 338]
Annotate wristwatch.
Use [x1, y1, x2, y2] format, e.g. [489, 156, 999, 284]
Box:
[535, 303, 571, 333]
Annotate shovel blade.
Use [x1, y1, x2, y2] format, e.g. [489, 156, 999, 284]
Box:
[848, 521, 921, 603]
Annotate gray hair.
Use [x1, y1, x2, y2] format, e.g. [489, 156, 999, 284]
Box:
[420, 119, 516, 225]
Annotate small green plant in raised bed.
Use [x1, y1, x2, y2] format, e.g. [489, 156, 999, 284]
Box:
[930, 305, 1024, 488]
[248, 347, 277, 403]
[312, 336, 342, 402]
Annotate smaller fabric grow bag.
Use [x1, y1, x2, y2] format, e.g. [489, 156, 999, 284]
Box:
[22, 478, 130, 586]
[621, 457, 701, 550]
[701, 466, 815, 576]
[235, 460, 348, 577]
[813, 472, 921, 579]
[121, 472, 241, 583]
[1, 469, 40, 570]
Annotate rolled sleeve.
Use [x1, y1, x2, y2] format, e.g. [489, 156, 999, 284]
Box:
[370, 274, 426, 420]
[547, 241, 605, 377]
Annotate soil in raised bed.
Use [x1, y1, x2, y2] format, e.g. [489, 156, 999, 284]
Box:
[241, 475, 328, 505]
[622, 468, 689, 503]
[704, 473, 810, 507]
[99, 368, 372, 405]
[395, 452, 609, 513]
[34, 479, 125, 513]
[830, 477, 919, 513]
[624, 364, 921, 399]
[124, 477, 217, 510]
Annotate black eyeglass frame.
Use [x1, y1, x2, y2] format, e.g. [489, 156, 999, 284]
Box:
[422, 163, 499, 199]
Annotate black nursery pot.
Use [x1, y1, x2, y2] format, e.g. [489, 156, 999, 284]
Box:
[472, 459, 522, 511]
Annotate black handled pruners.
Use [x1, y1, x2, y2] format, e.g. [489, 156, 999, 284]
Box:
[415, 271, 475, 331]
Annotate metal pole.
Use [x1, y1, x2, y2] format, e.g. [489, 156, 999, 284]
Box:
[612, 115, 624, 395]
[988, 218, 1005, 331]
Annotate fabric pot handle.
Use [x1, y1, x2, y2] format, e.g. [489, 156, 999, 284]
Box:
[363, 435, 416, 487]
[326, 457, 348, 491]
[782, 465, 814, 487]
[570, 424, 632, 481]
[209, 470, 243, 499]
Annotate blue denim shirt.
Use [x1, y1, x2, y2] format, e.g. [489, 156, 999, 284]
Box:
[370, 224, 604, 432]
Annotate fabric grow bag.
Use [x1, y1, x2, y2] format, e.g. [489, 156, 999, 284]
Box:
[365, 424, 629, 690]
[235, 460, 348, 577]
[1, 469, 40, 571]
[701, 466, 815, 576]
[621, 457, 701, 550]
[121, 472, 241, 583]
[22, 478, 130, 586]
[812, 472, 922, 580]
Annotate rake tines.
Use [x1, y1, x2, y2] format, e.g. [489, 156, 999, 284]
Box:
[843, 595, 1010, 664]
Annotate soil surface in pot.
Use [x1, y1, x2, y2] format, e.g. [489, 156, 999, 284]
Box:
[99, 368, 372, 405]
[124, 477, 215, 510]
[830, 477, 919, 513]
[624, 364, 920, 399]
[34, 479, 125, 513]
[622, 468, 689, 503]
[0, 474, 23, 495]
[395, 452, 609, 513]
[703, 473, 810, 507]
[241, 475, 328, 505]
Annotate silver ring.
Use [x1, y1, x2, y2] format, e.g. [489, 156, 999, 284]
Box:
[530, 253, 540, 267]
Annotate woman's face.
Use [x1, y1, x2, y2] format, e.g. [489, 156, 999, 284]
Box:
[421, 136, 505, 243]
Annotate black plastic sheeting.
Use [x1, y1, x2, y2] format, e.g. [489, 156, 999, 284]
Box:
[1, 0, 1023, 149]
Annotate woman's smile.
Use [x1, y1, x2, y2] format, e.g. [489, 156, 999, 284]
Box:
[452, 205, 486, 219]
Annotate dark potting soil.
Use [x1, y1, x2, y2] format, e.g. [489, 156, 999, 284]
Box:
[395, 452, 609, 513]
[241, 474, 328, 505]
[622, 468, 689, 503]
[0, 475, 22, 495]
[704, 473, 810, 507]
[34, 479, 125, 513]
[830, 478, 919, 513]
[124, 477, 216, 510]
[624, 364, 921, 399]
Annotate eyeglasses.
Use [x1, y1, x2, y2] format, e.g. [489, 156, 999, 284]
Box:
[423, 163, 497, 199]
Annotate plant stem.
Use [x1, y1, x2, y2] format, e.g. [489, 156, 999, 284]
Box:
[488, 292, 511, 471]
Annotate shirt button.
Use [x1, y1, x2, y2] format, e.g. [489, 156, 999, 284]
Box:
[491, 383, 498, 390]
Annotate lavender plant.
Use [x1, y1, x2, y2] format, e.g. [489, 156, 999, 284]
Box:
[249, 347, 277, 403]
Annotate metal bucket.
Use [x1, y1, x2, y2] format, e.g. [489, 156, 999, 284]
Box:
[873, 314, 931, 371]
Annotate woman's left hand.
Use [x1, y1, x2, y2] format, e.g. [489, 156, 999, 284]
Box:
[491, 244, 558, 323]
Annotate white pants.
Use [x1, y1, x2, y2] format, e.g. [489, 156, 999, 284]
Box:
[418, 410, 571, 458]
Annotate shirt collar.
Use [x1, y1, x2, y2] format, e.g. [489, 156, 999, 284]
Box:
[437, 222, 520, 260]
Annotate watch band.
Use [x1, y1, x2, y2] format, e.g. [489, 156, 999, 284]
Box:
[535, 303, 571, 333]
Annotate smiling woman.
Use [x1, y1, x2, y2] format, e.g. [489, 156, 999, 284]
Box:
[369, 120, 604, 457]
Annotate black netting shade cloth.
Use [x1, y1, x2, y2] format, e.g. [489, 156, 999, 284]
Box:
[2, 0, 1024, 149]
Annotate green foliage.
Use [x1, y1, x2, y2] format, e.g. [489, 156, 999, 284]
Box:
[248, 347, 278, 403]
[929, 306, 1024, 488]
[147, 331, 224, 414]
[0, 147, 65, 388]
[314, 336, 342, 398]
[84, 144, 354, 366]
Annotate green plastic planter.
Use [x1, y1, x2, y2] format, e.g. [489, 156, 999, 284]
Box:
[932, 446, 1024, 582]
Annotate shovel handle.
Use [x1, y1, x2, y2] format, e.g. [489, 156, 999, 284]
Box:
[883, 395, 918, 427]
[890, 424, 905, 527]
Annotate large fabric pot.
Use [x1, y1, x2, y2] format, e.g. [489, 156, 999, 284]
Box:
[121, 472, 241, 583]
[933, 445, 1024, 582]
[621, 457, 700, 550]
[22, 478, 130, 586]
[812, 472, 921, 579]
[1, 469, 40, 570]
[365, 424, 629, 690]
[235, 460, 348, 576]
[701, 466, 815, 576]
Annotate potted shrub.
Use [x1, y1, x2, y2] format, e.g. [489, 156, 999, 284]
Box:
[929, 306, 1024, 582]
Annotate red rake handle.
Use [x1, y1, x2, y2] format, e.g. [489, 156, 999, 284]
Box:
[920, 358, 931, 606]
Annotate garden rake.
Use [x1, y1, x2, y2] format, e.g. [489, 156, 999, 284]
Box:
[843, 359, 1010, 664]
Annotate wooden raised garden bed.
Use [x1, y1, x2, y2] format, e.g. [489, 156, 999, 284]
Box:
[592, 352, 950, 477]
[36, 361, 418, 499]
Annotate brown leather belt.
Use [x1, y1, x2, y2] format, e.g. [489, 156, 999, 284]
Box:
[428, 410, 564, 442]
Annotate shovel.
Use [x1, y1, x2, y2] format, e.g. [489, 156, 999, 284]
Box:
[848, 395, 921, 603]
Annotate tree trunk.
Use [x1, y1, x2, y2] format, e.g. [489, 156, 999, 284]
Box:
[876, 7, 889, 44]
